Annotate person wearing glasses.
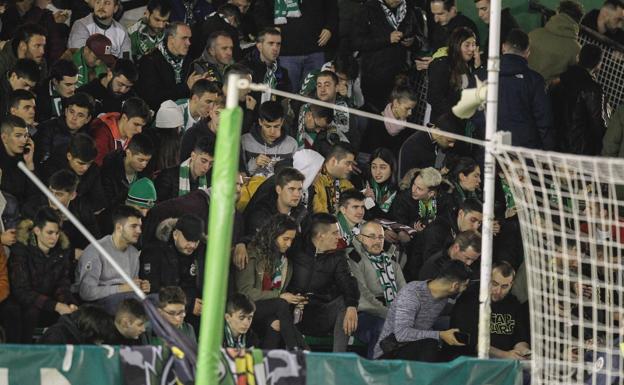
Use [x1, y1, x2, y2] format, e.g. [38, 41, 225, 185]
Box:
[348, 221, 405, 359]
[153, 286, 196, 342]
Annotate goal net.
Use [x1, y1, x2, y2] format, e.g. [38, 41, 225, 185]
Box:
[494, 145, 624, 385]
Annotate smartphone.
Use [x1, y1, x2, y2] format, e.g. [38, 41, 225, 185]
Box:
[454, 331, 471, 345]
[23, 144, 31, 155]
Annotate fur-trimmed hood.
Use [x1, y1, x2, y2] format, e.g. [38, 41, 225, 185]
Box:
[16, 218, 70, 250]
[154, 218, 178, 242]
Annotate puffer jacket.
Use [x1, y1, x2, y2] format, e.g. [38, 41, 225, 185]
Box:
[551, 65, 609, 155]
[310, 167, 354, 214]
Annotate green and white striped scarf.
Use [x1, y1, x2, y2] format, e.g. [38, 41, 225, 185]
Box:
[370, 179, 396, 213]
[224, 322, 247, 349]
[158, 41, 184, 84]
[274, 0, 302, 25]
[367, 251, 398, 305]
[178, 158, 207, 196]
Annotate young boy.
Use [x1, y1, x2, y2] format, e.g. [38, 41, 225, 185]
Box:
[112, 298, 148, 345]
[156, 286, 196, 342]
[223, 293, 257, 349]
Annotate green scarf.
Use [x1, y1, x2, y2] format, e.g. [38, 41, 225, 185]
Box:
[500, 176, 515, 210]
[158, 41, 184, 84]
[178, 158, 207, 196]
[370, 179, 396, 213]
[274, 0, 301, 25]
[418, 198, 437, 223]
[337, 212, 357, 245]
[224, 322, 247, 349]
[367, 251, 398, 305]
[454, 181, 479, 203]
[72, 48, 108, 88]
[129, 18, 164, 60]
[296, 103, 317, 148]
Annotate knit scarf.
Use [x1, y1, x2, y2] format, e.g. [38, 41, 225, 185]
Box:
[418, 198, 437, 224]
[274, 0, 302, 25]
[378, 0, 407, 30]
[296, 103, 317, 149]
[262, 255, 286, 291]
[178, 158, 207, 196]
[262, 60, 278, 103]
[383, 103, 405, 136]
[500, 176, 515, 210]
[370, 179, 396, 213]
[367, 251, 398, 305]
[453, 181, 479, 203]
[132, 19, 164, 58]
[158, 41, 184, 84]
[224, 322, 247, 349]
[337, 212, 358, 245]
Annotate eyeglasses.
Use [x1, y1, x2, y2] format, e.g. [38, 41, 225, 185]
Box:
[360, 234, 385, 241]
[162, 309, 186, 318]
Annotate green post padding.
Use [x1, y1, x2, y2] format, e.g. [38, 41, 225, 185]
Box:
[305, 353, 522, 385]
[0, 344, 122, 385]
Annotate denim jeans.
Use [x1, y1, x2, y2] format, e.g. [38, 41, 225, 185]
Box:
[354, 312, 386, 359]
[279, 52, 326, 93]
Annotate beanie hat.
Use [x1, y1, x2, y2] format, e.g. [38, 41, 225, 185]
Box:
[126, 178, 157, 208]
[156, 100, 184, 128]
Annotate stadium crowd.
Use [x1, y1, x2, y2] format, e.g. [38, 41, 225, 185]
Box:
[0, 0, 621, 366]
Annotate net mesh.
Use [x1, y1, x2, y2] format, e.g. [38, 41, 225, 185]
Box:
[494, 145, 624, 385]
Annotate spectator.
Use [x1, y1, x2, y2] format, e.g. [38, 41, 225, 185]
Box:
[236, 214, 307, 349]
[241, 28, 291, 104]
[427, 26, 482, 123]
[287, 213, 359, 352]
[72, 34, 117, 89]
[179, 99, 225, 160]
[175, 79, 223, 133]
[0, 59, 40, 118]
[449, 261, 530, 359]
[139, 215, 204, 327]
[190, 4, 242, 62]
[254, 0, 338, 93]
[0, 24, 47, 81]
[6, 90, 36, 134]
[336, 189, 366, 248]
[499, 29, 555, 150]
[78, 58, 138, 115]
[295, 104, 334, 151]
[74, 205, 150, 313]
[418, 229, 481, 280]
[35, 60, 78, 123]
[362, 148, 398, 220]
[243, 167, 307, 239]
[125, 178, 157, 217]
[152, 286, 197, 342]
[128, 0, 171, 61]
[169, 0, 213, 25]
[551, 44, 609, 155]
[361, 85, 419, 154]
[473, 0, 519, 56]
[0, 115, 36, 205]
[420, 198, 483, 264]
[398, 113, 462, 178]
[34, 92, 94, 167]
[39, 304, 115, 344]
[223, 293, 257, 348]
[352, 0, 425, 111]
[68, 0, 131, 59]
[528, 0, 583, 84]
[299, 54, 363, 108]
[445, 156, 482, 212]
[110, 297, 148, 345]
[429, 0, 479, 52]
[7, 207, 77, 342]
[89, 96, 151, 166]
[374, 260, 471, 360]
[100, 133, 154, 211]
[191, 31, 234, 84]
[311, 142, 355, 214]
[348, 220, 406, 359]
[155, 135, 214, 203]
[582, 0, 624, 45]
[136, 22, 196, 110]
[241, 101, 297, 177]
[603, 103, 624, 157]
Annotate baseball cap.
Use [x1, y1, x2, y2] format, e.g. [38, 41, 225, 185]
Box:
[174, 214, 205, 242]
[86, 34, 117, 68]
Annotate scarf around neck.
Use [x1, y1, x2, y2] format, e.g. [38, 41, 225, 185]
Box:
[224, 322, 247, 349]
[378, 0, 407, 30]
[383, 103, 406, 136]
[367, 251, 398, 305]
[178, 158, 207, 196]
[370, 179, 396, 213]
[158, 41, 184, 84]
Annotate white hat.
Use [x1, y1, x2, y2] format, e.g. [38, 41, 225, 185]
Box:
[156, 100, 184, 128]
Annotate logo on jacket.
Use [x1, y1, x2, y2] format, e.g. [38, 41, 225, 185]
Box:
[190, 263, 197, 277]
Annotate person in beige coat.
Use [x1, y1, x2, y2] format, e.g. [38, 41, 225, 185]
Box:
[235, 214, 307, 349]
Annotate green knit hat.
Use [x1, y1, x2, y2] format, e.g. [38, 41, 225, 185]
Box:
[126, 178, 157, 208]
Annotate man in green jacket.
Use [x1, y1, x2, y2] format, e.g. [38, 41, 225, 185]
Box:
[72, 34, 116, 88]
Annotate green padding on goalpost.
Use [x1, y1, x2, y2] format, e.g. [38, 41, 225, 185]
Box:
[305, 353, 522, 385]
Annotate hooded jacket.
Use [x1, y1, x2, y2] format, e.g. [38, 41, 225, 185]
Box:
[9, 219, 76, 312]
[528, 13, 581, 83]
[90, 112, 127, 166]
[235, 243, 294, 302]
[241, 123, 298, 176]
[551, 65, 608, 155]
[347, 238, 404, 318]
[498, 53, 555, 150]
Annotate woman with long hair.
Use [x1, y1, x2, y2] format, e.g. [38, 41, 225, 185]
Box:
[446, 156, 482, 214]
[427, 26, 483, 122]
[235, 214, 307, 350]
[364, 148, 399, 220]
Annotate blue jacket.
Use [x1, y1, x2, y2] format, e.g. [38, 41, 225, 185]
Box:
[497, 54, 555, 150]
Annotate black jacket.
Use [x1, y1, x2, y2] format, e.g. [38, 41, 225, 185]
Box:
[136, 48, 193, 110]
[243, 176, 307, 239]
[100, 150, 152, 210]
[420, 211, 458, 262]
[154, 165, 202, 203]
[0, 143, 36, 206]
[34, 116, 90, 168]
[77, 75, 136, 116]
[498, 54, 554, 150]
[398, 131, 437, 178]
[429, 13, 479, 52]
[254, 0, 338, 56]
[34, 79, 64, 123]
[286, 239, 359, 307]
[180, 118, 248, 169]
[550, 65, 608, 155]
[189, 11, 242, 62]
[39, 313, 86, 344]
[240, 49, 291, 103]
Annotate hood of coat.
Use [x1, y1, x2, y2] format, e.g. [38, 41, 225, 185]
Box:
[16, 218, 70, 250]
[250, 122, 287, 148]
[155, 217, 178, 242]
[544, 13, 579, 38]
[292, 149, 325, 191]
